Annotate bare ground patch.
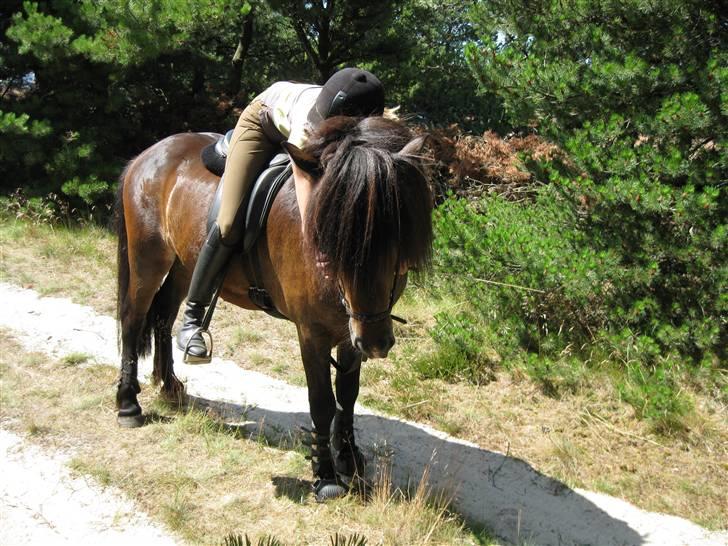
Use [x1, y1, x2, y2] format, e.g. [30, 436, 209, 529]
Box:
[1, 218, 726, 531]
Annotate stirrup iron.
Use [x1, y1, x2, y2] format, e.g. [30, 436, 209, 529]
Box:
[182, 327, 214, 364]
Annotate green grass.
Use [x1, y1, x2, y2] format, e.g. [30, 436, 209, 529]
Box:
[413, 343, 498, 386]
[162, 489, 195, 534]
[520, 354, 592, 398]
[0, 217, 117, 314]
[250, 352, 274, 367]
[69, 458, 113, 486]
[617, 360, 694, 435]
[230, 326, 264, 345]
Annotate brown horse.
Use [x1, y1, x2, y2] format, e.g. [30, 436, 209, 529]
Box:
[115, 116, 433, 498]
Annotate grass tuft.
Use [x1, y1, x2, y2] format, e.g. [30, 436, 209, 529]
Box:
[161, 489, 194, 533]
[330, 533, 368, 546]
[62, 352, 92, 366]
[617, 360, 694, 435]
[26, 422, 51, 436]
[69, 458, 112, 486]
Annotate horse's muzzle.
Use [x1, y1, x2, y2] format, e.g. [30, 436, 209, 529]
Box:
[352, 331, 395, 359]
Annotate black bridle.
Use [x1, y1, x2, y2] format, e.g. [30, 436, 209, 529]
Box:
[338, 270, 408, 325]
[330, 269, 407, 375]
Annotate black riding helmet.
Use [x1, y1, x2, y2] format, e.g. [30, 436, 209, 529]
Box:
[308, 67, 385, 124]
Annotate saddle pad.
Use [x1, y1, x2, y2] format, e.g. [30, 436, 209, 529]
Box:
[200, 129, 234, 177]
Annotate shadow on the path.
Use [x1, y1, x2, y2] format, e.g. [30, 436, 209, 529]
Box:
[183, 394, 644, 546]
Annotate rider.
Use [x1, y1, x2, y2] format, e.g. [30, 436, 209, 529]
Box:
[176, 67, 385, 363]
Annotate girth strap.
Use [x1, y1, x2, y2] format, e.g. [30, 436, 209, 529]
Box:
[243, 243, 288, 321]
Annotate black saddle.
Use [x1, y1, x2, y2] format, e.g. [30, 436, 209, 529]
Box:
[201, 131, 291, 254]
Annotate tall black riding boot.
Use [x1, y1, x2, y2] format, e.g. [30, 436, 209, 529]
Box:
[176, 223, 233, 363]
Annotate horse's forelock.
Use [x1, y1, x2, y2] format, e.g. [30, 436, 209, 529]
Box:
[305, 117, 433, 282]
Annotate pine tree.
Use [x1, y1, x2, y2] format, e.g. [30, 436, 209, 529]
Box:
[1, 1, 259, 207]
[464, 0, 727, 361]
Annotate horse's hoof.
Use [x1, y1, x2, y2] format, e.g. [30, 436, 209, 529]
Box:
[117, 413, 145, 428]
[160, 382, 186, 406]
[313, 479, 348, 502]
[338, 472, 370, 495]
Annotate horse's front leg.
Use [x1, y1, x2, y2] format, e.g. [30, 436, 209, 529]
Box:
[297, 327, 347, 501]
[332, 342, 365, 480]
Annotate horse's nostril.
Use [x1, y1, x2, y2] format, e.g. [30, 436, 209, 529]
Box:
[353, 335, 394, 357]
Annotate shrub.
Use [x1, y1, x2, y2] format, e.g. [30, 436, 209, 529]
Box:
[427, 178, 720, 426]
[618, 360, 694, 434]
[453, 0, 726, 373]
[425, 126, 570, 202]
[431, 186, 623, 355]
[0, 188, 104, 226]
[413, 311, 499, 385]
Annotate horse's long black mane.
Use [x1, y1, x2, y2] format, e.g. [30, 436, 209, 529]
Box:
[304, 116, 433, 283]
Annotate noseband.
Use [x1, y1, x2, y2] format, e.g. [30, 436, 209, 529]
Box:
[338, 271, 408, 325]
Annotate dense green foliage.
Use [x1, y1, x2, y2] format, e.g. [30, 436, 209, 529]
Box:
[410, 0, 726, 426]
[1, 0, 290, 211]
[266, 0, 404, 81]
[1, 0, 494, 212]
[375, 0, 506, 132]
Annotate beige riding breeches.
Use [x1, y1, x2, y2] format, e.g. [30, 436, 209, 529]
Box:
[216, 100, 278, 242]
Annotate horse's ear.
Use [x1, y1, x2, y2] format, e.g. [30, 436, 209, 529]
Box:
[282, 142, 321, 177]
[399, 135, 430, 157]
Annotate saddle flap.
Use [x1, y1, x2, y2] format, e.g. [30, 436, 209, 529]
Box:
[243, 153, 291, 252]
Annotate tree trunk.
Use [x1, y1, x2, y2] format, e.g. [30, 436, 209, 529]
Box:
[316, 0, 335, 81]
[227, 8, 255, 98]
[191, 62, 205, 98]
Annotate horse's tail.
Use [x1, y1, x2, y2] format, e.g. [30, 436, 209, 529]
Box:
[115, 164, 131, 352]
[115, 161, 154, 358]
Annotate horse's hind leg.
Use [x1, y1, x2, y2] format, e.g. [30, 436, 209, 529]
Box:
[117, 303, 152, 428]
[117, 233, 176, 428]
[333, 342, 365, 479]
[152, 262, 187, 402]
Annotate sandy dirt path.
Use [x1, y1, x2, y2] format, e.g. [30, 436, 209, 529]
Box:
[0, 282, 726, 546]
[0, 428, 179, 545]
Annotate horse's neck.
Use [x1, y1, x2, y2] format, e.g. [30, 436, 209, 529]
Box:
[265, 177, 307, 268]
[263, 177, 333, 304]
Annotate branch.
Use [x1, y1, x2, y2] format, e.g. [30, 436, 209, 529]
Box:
[468, 275, 545, 293]
[232, 7, 254, 64]
[0, 78, 18, 100]
[292, 18, 321, 71]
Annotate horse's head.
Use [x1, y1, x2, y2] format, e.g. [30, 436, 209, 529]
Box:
[287, 116, 433, 359]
